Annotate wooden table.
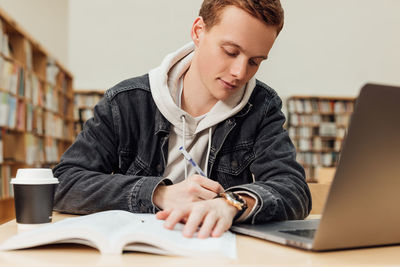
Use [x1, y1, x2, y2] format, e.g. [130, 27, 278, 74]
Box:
[0, 212, 399, 266]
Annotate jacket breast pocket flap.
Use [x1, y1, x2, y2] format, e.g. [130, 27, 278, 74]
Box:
[215, 143, 255, 176]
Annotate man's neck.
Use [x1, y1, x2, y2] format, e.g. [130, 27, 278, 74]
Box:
[181, 64, 217, 117]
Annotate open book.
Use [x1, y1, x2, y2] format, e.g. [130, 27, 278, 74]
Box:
[0, 210, 236, 259]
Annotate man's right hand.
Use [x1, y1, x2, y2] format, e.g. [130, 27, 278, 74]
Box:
[152, 175, 224, 210]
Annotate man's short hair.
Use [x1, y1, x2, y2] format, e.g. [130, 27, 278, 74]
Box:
[199, 0, 284, 35]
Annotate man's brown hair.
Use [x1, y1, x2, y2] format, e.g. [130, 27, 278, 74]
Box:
[199, 0, 284, 35]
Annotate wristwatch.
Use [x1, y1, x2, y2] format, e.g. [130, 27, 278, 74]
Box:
[216, 191, 248, 222]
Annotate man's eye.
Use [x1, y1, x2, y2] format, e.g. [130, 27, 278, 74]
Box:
[249, 59, 259, 66]
[224, 49, 237, 57]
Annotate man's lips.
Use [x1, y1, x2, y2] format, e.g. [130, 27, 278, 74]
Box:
[219, 78, 238, 89]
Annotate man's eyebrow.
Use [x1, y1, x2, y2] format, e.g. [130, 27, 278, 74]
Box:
[221, 41, 268, 60]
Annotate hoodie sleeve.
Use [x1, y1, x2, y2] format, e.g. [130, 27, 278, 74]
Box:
[227, 94, 312, 224]
[52, 96, 171, 215]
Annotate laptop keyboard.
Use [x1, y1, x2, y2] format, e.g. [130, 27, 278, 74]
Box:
[279, 229, 316, 238]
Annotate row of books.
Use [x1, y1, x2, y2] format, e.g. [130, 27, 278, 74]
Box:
[74, 93, 102, 109]
[288, 98, 354, 114]
[0, 56, 41, 103]
[0, 20, 11, 58]
[296, 152, 339, 167]
[0, 92, 17, 129]
[79, 108, 94, 123]
[289, 113, 352, 127]
[44, 137, 59, 163]
[0, 132, 59, 165]
[1, 91, 36, 131]
[0, 90, 72, 135]
[44, 84, 59, 113]
[288, 125, 347, 139]
[0, 57, 69, 114]
[25, 133, 45, 165]
[45, 112, 72, 140]
[293, 137, 343, 152]
[0, 165, 13, 198]
[1, 19, 62, 87]
[1, 19, 34, 69]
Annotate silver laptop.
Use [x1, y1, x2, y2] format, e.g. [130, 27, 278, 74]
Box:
[231, 83, 400, 251]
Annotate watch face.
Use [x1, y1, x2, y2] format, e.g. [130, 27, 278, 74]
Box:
[223, 192, 247, 210]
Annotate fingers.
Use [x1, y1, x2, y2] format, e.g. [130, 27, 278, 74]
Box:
[182, 206, 207, 238]
[189, 175, 225, 196]
[211, 218, 231, 238]
[155, 209, 171, 220]
[197, 212, 218, 239]
[163, 209, 187, 230]
[157, 198, 234, 239]
[194, 184, 220, 200]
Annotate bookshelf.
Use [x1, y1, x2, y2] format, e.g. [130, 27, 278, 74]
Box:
[73, 90, 104, 136]
[0, 7, 74, 221]
[286, 96, 356, 182]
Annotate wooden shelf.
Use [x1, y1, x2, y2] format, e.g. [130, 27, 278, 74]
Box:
[287, 95, 356, 181]
[0, 6, 74, 202]
[73, 90, 105, 136]
[0, 197, 15, 224]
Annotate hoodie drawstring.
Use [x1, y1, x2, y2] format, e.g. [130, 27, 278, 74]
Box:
[204, 127, 212, 177]
[181, 115, 213, 179]
[181, 115, 188, 179]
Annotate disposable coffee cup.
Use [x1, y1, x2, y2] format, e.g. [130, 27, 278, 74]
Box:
[11, 168, 59, 230]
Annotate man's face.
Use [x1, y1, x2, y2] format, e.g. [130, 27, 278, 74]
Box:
[193, 6, 277, 101]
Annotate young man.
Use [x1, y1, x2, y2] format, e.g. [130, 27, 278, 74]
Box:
[53, 0, 311, 239]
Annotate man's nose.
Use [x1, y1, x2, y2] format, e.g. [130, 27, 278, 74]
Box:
[230, 58, 247, 80]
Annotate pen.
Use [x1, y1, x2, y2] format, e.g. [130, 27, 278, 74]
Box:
[179, 146, 207, 177]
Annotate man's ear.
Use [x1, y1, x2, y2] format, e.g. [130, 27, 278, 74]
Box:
[191, 16, 206, 46]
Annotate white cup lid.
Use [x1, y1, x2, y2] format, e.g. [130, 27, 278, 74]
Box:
[11, 168, 59, 185]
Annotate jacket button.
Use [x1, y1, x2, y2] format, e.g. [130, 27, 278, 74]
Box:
[231, 160, 238, 168]
[156, 164, 163, 173]
[227, 119, 234, 126]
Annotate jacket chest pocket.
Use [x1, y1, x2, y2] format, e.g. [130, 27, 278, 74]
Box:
[118, 150, 153, 176]
[214, 141, 255, 176]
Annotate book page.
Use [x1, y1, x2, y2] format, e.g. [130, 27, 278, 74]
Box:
[116, 213, 236, 259]
[0, 210, 236, 259]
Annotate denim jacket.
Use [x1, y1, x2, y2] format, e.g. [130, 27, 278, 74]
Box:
[53, 74, 311, 224]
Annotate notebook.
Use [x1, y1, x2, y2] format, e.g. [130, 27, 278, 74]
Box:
[231, 83, 400, 251]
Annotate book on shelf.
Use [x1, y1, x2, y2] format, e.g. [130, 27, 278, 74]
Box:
[80, 108, 94, 122]
[17, 67, 24, 97]
[319, 122, 337, 137]
[75, 93, 103, 108]
[7, 95, 16, 129]
[0, 20, 10, 58]
[0, 60, 18, 94]
[24, 40, 33, 71]
[0, 210, 236, 259]
[31, 74, 42, 106]
[0, 166, 3, 198]
[0, 129, 3, 164]
[44, 137, 58, 163]
[0, 92, 9, 126]
[16, 99, 26, 131]
[26, 102, 33, 132]
[34, 107, 43, 135]
[46, 58, 59, 85]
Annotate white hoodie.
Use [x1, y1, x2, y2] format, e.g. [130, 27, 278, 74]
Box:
[149, 42, 256, 183]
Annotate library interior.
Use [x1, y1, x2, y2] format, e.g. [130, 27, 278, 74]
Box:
[0, 0, 400, 266]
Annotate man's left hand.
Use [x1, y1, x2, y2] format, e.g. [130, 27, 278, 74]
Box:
[156, 197, 237, 238]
